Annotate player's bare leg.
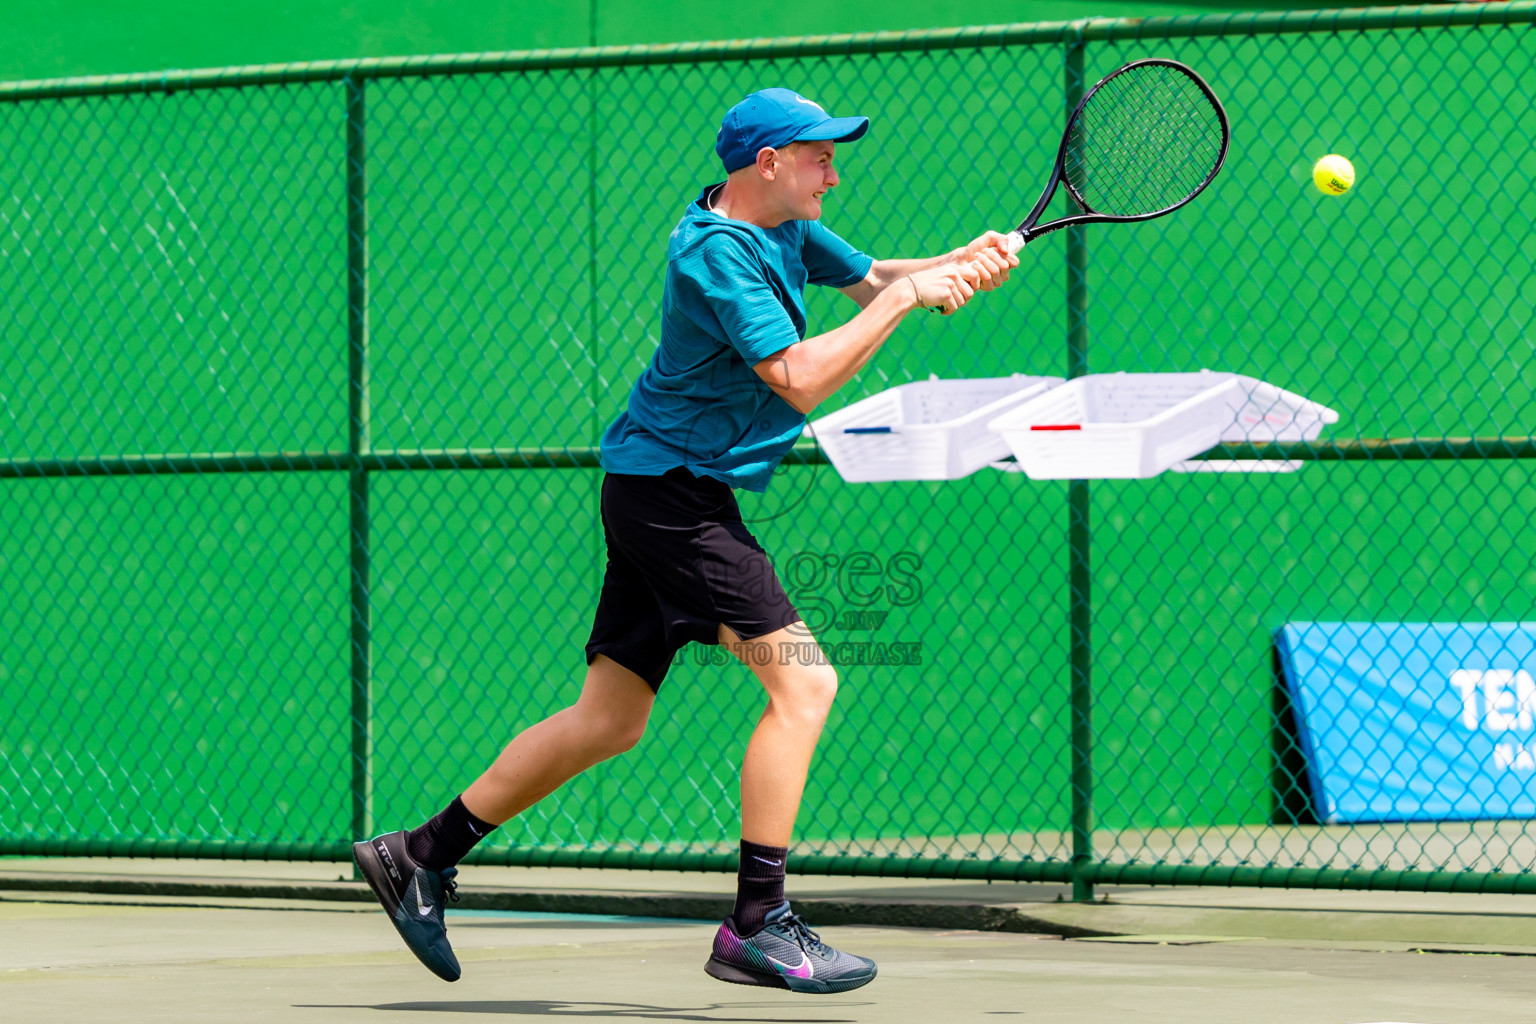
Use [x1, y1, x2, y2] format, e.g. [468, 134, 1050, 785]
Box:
[460, 656, 655, 823]
[353, 655, 654, 982]
[724, 623, 837, 847]
[705, 621, 878, 993]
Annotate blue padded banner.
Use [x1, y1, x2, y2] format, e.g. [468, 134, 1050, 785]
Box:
[1276, 622, 1536, 823]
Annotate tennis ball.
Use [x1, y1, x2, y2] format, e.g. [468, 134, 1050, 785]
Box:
[1313, 154, 1355, 196]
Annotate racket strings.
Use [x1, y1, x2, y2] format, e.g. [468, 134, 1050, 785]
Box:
[1069, 75, 1219, 213]
[1071, 71, 1215, 207]
[1064, 63, 1225, 218]
[1072, 75, 1215, 211]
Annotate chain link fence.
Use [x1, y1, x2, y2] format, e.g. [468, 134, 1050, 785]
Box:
[5, 3, 1536, 893]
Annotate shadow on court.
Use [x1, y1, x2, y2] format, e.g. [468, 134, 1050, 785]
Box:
[296, 1000, 859, 1021]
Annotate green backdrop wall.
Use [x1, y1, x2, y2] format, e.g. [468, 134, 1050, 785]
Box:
[6, 7, 1536, 878]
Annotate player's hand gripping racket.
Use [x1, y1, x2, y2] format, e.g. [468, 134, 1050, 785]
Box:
[929, 59, 1229, 312]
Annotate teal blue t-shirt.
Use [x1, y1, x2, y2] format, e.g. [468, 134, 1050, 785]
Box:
[599, 185, 873, 492]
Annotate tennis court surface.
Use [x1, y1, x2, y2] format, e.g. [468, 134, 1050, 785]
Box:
[5, 859, 1536, 1024]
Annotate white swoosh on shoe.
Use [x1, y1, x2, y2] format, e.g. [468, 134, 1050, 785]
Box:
[764, 950, 813, 979]
[414, 875, 433, 916]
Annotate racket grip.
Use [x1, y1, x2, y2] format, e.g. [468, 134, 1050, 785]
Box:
[924, 231, 1024, 313]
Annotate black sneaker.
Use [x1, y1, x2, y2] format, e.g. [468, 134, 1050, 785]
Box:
[705, 902, 878, 994]
[353, 830, 462, 982]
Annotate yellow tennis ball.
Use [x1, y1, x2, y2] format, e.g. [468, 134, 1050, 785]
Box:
[1313, 154, 1355, 195]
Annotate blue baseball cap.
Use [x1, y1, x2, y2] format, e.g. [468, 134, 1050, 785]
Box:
[715, 88, 869, 173]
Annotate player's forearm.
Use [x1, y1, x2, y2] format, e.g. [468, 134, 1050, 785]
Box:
[755, 283, 919, 414]
[841, 254, 959, 307]
[871, 255, 955, 283]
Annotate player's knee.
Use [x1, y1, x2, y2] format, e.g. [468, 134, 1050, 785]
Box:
[610, 714, 649, 754]
[787, 662, 838, 721]
[571, 703, 649, 759]
[592, 711, 648, 757]
[817, 663, 840, 708]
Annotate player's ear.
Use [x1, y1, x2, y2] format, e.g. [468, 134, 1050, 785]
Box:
[755, 146, 778, 180]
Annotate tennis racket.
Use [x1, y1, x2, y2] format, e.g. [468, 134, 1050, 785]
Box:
[931, 58, 1229, 311]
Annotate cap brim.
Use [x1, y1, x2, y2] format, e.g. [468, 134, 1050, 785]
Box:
[792, 115, 869, 144]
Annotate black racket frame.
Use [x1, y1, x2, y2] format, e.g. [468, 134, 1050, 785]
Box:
[1012, 58, 1231, 246]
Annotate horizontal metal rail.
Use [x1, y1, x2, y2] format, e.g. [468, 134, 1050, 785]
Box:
[4, 438, 1535, 480]
[0, 448, 604, 478]
[1194, 437, 1536, 462]
[466, 848, 1076, 883]
[0, 837, 351, 862]
[2, 3, 1534, 102]
[0, 836, 1070, 881]
[1087, 861, 1536, 895]
[6, 835, 1531, 892]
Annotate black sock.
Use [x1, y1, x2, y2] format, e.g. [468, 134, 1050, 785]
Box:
[732, 839, 788, 936]
[407, 795, 497, 871]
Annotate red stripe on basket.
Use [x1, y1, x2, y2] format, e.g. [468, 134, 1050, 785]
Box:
[1030, 424, 1082, 431]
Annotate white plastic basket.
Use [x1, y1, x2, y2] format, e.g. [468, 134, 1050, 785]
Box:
[1170, 374, 1340, 474]
[987, 371, 1339, 480]
[810, 374, 1061, 482]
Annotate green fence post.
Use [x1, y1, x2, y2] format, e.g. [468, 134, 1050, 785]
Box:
[345, 74, 374, 852]
[1063, 34, 1094, 904]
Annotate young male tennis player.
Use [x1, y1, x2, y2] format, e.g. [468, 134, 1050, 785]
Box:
[354, 87, 1016, 994]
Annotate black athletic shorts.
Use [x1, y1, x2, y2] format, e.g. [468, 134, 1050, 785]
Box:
[584, 467, 801, 692]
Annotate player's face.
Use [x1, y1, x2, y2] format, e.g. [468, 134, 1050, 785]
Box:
[775, 141, 839, 220]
